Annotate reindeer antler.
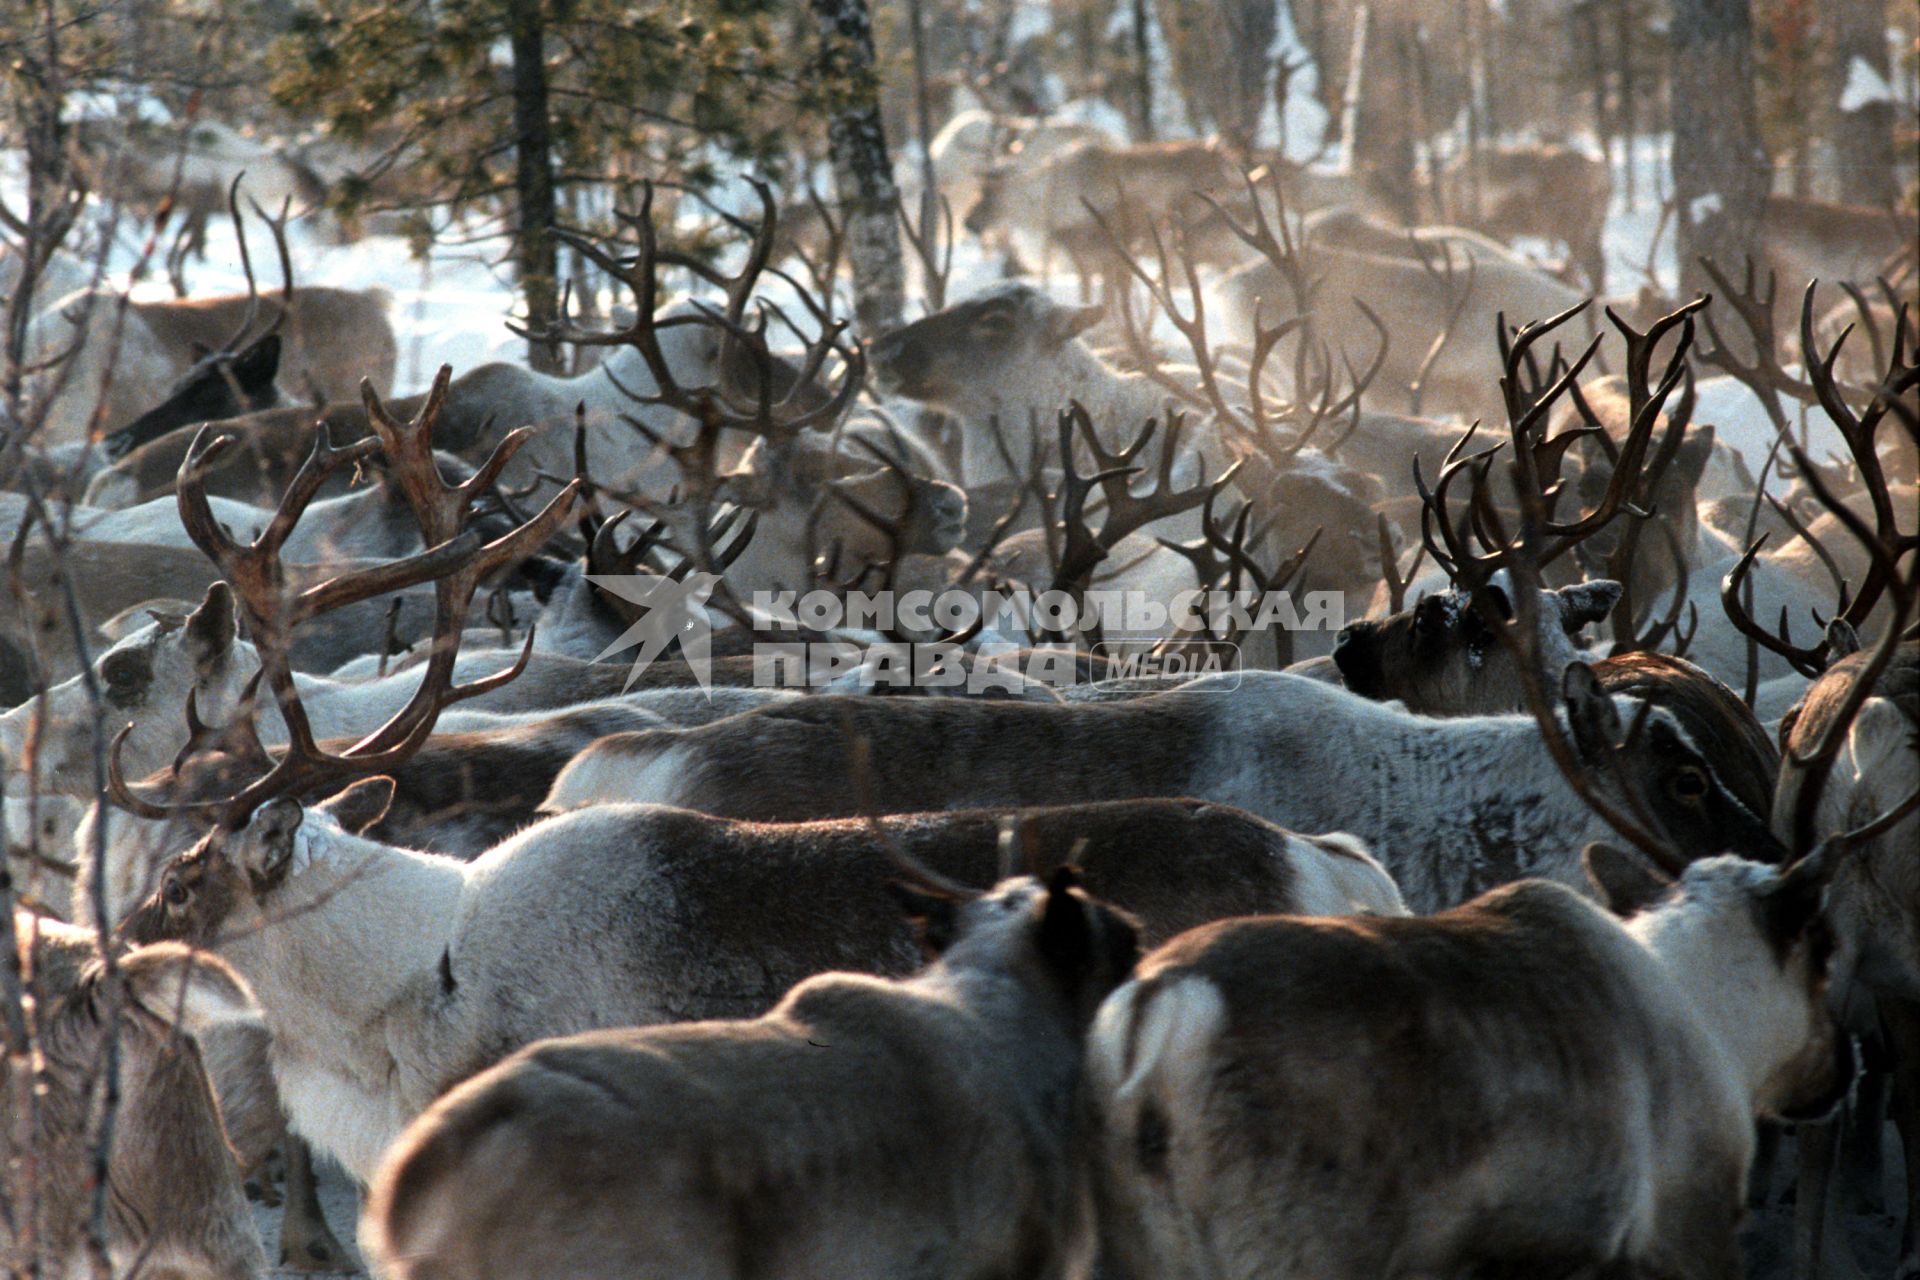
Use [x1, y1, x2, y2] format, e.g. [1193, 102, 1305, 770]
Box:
[1720, 286, 1918, 678]
[1043, 403, 1239, 619]
[115, 369, 580, 831]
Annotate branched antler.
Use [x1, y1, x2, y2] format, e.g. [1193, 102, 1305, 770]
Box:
[1044, 402, 1239, 611]
[1720, 286, 1918, 677]
[110, 369, 579, 830]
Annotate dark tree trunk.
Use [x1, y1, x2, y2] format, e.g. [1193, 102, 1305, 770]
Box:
[506, 0, 562, 374]
[812, 0, 906, 336]
[4, 0, 82, 424]
[1669, 0, 1771, 298]
[1130, 0, 1157, 141]
[1354, 13, 1419, 224]
[1831, 0, 1896, 208]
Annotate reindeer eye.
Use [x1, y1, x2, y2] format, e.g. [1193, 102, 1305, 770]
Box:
[1671, 767, 1708, 799]
[974, 312, 1014, 338]
[164, 877, 189, 907]
[100, 653, 150, 703]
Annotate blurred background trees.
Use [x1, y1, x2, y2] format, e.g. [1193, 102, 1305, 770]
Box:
[6, 0, 1914, 358]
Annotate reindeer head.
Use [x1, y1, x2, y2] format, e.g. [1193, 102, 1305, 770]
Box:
[895, 865, 1141, 1030]
[962, 163, 1014, 236]
[1560, 663, 1788, 866]
[719, 432, 967, 566]
[6, 919, 263, 1278]
[869, 284, 1104, 419]
[123, 778, 395, 950]
[1333, 578, 1622, 716]
[102, 332, 284, 462]
[1584, 843, 1852, 1122]
[1, 581, 255, 797]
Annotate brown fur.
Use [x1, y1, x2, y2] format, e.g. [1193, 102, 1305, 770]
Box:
[1, 918, 262, 1279]
[1435, 144, 1612, 288]
[1088, 863, 1845, 1279]
[365, 873, 1139, 1280]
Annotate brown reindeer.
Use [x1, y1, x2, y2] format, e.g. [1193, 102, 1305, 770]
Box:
[1433, 143, 1612, 290]
[2, 916, 264, 1280]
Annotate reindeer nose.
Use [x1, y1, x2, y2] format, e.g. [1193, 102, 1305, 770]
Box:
[1330, 623, 1378, 690]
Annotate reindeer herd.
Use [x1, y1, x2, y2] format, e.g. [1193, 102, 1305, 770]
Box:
[0, 114, 1915, 1280]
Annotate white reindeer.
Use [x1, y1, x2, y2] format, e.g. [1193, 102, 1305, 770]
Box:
[545, 663, 1788, 913]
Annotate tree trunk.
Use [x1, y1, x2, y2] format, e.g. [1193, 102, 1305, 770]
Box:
[1831, 0, 1896, 208]
[1157, 0, 1274, 153]
[812, 0, 905, 336]
[1130, 0, 1157, 142]
[1669, 0, 1770, 299]
[1616, 0, 1636, 210]
[506, 0, 563, 374]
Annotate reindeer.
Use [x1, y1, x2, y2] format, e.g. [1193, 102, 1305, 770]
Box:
[964, 139, 1244, 265]
[115, 758, 1405, 1188]
[1332, 582, 1781, 829]
[1431, 142, 1612, 289]
[1083, 842, 1850, 1279]
[1218, 226, 1588, 423]
[2, 916, 265, 1280]
[24, 283, 394, 448]
[70, 116, 326, 269]
[364, 867, 1140, 1280]
[926, 107, 1118, 238]
[13, 331, 287, 496]
[1757, 196, 1915, 326]
[545, 660, 1784, 914]
[867, 282, 1393, 619]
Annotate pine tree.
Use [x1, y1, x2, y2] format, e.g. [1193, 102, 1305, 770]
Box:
[269, 0, 800, 364]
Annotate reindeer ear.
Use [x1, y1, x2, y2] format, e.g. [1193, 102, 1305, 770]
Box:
[1673, 426, 1716, 488]
[1037, 865, 1093, 971]
[1583, 842, 1674, 916]
[233, 332, 281, 388]
[115, 943, 258, 1033]
[1043, 302, 1104, 349]
[1563, 662, 1621, 763]
[238, 797, 305, 888]
[888, 881, 960, 956]
[316, 777, 395, 836]
[1555, 579, 1623, 632]
[184, 582, 237, 667]
[1761, 846, 1838, 948]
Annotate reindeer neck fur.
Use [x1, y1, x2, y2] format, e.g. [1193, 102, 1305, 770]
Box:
[1624, 862, 1815, 1115]
[967, 341, 1173, 484]
[220, 820, 464, 1181]
[225, 822, 462, 1031]
[1044, 342, 1170, 434]
[1213, 675, 1616, 911]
